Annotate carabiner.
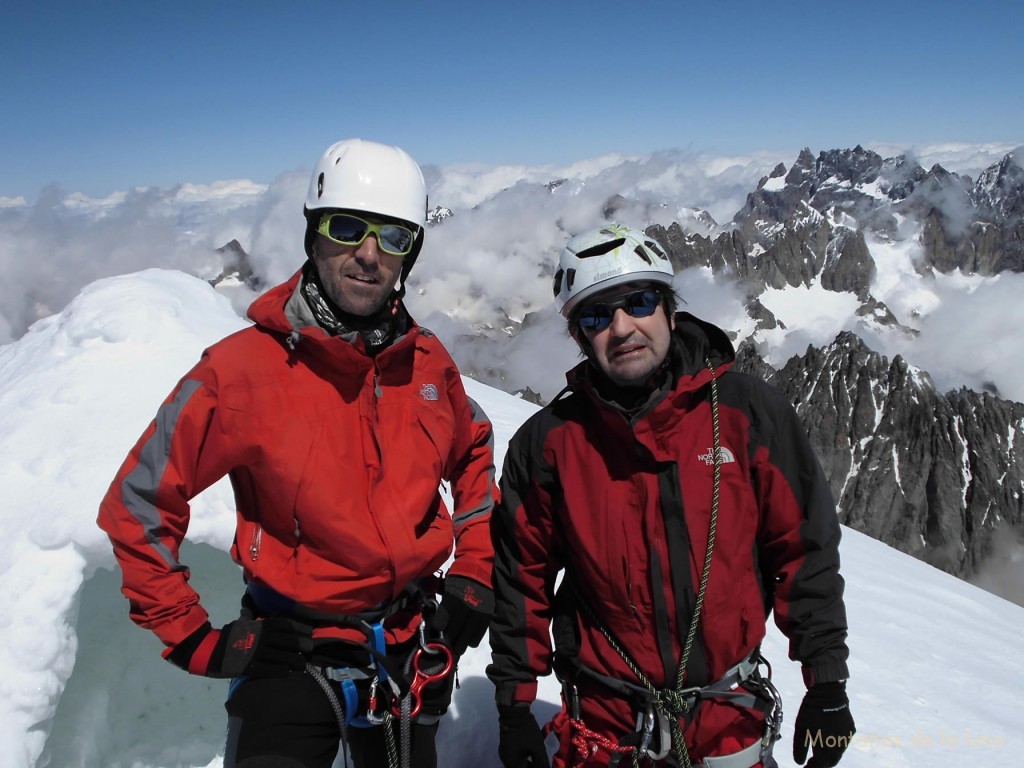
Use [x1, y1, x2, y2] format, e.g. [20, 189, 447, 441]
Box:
[364, 678, 388, 725]
[637, 706, 656, 756]
[633, 704, 671, 761]
[418, 620, 440, 655]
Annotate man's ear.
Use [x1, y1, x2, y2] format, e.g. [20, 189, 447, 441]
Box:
[569, 326, 592, 357]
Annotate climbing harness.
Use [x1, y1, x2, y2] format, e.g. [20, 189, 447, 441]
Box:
[304, 619, 455, 768]
[243, 578, 454, 768]
[559, 654, 783, 768]
[556, 360, 783, 767]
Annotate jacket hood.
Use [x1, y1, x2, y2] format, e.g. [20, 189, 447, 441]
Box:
[246, 268, 416, 343]
[246, 269, 305, 335]
[670, 311, 736, 388]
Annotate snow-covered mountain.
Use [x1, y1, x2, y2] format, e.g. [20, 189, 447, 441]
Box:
[2, 269, 1023, 767]
[733, 334, 1024, 585]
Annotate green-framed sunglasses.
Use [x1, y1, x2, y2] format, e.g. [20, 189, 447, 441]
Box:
[317, 213, 418, 256]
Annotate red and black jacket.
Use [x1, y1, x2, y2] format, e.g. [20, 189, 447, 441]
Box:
[488, 312, 849, 708]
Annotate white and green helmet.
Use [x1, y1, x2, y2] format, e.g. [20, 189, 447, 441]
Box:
[552, 225, 674, 317]
[304, 138, 427, 225]
[302, 138, 428, 282]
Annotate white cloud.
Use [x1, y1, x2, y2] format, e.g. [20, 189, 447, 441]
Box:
[2, 143, 1022, 408]
[867, 141, 1021, 179]
[898, 272, 1024, 401]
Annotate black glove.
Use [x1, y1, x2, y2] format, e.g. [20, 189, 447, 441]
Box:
[165, 617, 313, 678]
[431, 575, 494, 658]
[793, 682, 856, 767]
[498, 704, 549, 768]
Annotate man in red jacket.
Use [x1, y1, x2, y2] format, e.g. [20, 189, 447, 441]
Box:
[98, 138, 498, 768]
[488, 225, 854, 768]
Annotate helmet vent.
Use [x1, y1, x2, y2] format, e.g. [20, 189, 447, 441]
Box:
[565, 268, 576, 291]
[552, 268, 563, 297]
[317, 173, 325, 198]
[577, 238, 625, 259]
[634, 245, 653, 265]
[645, 240, 668, 260]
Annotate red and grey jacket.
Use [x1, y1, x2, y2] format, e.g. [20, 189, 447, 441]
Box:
[488, 312, 849, 708]
[98, 269, 497, 654]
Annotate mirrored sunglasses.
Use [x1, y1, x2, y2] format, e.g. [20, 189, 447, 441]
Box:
[317, 213, 417, 256]
[577, 288, 662, 332]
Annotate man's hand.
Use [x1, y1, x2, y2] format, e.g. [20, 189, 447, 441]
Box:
[165, 617, 313, 678]
[431, 575, 494, 658]
[498, 704, 549, 768]
[793, 682, 856, 766]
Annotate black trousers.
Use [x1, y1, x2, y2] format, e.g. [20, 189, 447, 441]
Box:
[223, 670, 440, 768]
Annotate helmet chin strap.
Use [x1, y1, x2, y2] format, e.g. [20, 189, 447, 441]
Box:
[388, 225, 422, 315]
[390, 276, 405, 316]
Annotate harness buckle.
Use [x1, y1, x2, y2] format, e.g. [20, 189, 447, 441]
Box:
[678, 685, 703, 709]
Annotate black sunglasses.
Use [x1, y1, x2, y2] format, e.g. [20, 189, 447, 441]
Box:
[577, 288, 662, 332]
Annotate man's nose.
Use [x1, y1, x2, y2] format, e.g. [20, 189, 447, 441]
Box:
[354, 233, 381, 263]
[607, 307, 635, 335]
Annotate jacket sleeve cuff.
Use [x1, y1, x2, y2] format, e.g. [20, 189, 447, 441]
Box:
[162, 621, 219, 675]
[495, 681, 538, 707]
[446, 557, 494, 589]
[151, 603, 212, 649]
[801, 660, 850, 688]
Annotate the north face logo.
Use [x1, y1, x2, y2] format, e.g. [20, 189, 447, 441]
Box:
[233, 631, 257, 652]
[697, 446, 737, 466]
[420, 383, 439, 401]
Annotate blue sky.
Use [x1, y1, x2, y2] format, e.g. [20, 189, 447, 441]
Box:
[2, 0, 1021, 200]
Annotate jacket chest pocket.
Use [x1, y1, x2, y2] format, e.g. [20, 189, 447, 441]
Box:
[414, 405, 456, 477]
[376, 396, 456, 479]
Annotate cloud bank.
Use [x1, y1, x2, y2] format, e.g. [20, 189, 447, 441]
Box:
[2, 143, 1022, 403]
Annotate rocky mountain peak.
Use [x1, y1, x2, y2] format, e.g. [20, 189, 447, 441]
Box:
[211, 239, 260, 290]
[427, 205, 454, 225]
[813, 145, 884, 188]
[757, 162, 788, 190]
[737, 333, 1023, 582]
[972, 152, 1024, 221]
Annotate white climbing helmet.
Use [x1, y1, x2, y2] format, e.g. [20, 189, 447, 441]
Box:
[552, 225, 674, 317]
[304, 138, 427, 226]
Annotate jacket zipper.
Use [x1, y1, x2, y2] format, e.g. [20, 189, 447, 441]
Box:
[249, 525, 262, 561]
